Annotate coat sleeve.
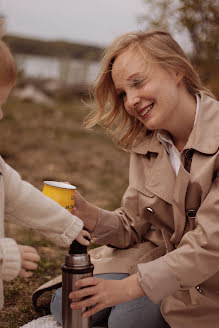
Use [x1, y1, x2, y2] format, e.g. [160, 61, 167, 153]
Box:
[92, 152, 151, 248]
[137, 170, 219, 303]
[2, 158, 83, 247]
[92, 185, 150, 248]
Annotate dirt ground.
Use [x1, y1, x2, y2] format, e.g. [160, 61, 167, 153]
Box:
[0, 96, 129, 327]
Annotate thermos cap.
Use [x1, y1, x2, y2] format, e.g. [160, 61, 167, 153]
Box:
[65, 253, 91, 269]
[69, 239, 88, 255]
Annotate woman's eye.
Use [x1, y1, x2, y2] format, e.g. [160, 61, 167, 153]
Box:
[119, 91, 126, 99]
[132, 78, 144, 87]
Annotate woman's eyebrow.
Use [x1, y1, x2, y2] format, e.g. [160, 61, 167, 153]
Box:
[127, 72, 143, 81]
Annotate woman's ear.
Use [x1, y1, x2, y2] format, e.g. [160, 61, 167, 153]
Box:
[175, 71, 184, 85]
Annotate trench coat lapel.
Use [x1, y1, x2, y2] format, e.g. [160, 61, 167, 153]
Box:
[145, 146, 176, 204]
[133, 132, 176, 204]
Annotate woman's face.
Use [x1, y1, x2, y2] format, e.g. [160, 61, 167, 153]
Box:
[111, 49, 183, 132]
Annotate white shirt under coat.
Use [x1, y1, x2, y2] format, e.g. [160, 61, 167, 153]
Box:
[157, 95, 200, 175]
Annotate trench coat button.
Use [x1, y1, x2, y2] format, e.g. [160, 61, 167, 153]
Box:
[146, 207, 154, 213]
[186, 209, 197, 218]
[196, 286, 204, 294]
[94, 254, 102, 259]
[185, 149, 194, 159]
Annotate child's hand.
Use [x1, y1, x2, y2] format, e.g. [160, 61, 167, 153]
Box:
[18, 245, 40, 278]
[76, 230, 91, 246]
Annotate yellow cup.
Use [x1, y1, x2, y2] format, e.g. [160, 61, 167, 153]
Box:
[42, 181, 76, 212]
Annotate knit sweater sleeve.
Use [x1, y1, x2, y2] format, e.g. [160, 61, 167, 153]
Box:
[1, 157, 83, 247]
[0, 238, 21, 281]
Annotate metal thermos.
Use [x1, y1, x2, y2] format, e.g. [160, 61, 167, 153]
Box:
[62, 239, 94, 328]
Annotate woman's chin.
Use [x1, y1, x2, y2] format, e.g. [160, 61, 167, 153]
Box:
[143, 120, 157, 131]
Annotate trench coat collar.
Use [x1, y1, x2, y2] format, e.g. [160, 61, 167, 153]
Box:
[131, 93, 219, 156]
[185, 93, 219, 154]
[131, 130, 160, 155]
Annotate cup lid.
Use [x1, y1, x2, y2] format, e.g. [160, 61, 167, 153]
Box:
[43, 181, 76, 190]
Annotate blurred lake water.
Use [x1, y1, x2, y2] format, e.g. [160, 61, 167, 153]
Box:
[15, 54, 100, 85]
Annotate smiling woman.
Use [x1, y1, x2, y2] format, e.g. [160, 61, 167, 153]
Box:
[84, 31, 214, 150]
[50, 30, 219, 328]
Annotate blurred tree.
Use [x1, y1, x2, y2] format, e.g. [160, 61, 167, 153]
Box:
[139, 0, 219, 97]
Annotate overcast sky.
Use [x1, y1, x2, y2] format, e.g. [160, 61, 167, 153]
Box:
[0, 0, 146, 46]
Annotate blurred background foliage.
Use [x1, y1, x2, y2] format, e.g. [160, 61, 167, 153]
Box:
[139, 0, 219, 97]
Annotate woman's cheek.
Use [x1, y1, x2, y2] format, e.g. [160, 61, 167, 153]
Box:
[125, 105, 136, 118]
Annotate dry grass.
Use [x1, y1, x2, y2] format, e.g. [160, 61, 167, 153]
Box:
[0, 96, 129, 328]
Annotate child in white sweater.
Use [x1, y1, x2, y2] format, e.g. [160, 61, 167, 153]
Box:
[0, 40, 89, 310]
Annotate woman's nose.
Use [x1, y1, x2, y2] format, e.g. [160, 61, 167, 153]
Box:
[126, 92, 140, 109]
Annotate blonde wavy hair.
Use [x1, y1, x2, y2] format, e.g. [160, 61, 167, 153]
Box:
[0, 40, 17, 86]
[84, 30, 214, 149]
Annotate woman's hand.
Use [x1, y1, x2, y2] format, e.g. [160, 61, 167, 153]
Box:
[18, 245, 40, 278]
[76, 229, 91, 246]
[72, 190, 98, 232]
[69, 274, 145, 318]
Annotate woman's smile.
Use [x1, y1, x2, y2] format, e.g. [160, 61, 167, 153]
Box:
[137, 103, 154, 119]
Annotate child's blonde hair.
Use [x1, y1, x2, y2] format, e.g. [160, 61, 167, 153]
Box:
[85, 30, 214, 149]
[0, 40, 16, 86]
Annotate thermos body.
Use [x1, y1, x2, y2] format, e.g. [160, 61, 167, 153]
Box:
[62, 250, 94, 328]
[41, 182, 94, 327]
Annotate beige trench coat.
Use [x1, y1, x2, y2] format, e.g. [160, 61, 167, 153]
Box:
[90, 93, 219, 328]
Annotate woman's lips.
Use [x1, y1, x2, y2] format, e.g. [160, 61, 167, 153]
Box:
[138, 103, 154, 118]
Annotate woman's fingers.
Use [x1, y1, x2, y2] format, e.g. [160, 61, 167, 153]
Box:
[71, 295, 98, 310]
[82, 303, 105, 318]
[69, 277, 101, 304]
[70, 286, 96, 300]
[71, 277, 99, 291]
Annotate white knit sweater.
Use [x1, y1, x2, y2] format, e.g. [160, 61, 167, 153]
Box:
[0, 156, 83, 310]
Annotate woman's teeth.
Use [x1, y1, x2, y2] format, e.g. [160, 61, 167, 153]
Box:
[139, 103, 154, 117]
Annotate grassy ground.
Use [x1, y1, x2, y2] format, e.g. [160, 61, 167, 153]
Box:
[0, 96, 129, 328]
